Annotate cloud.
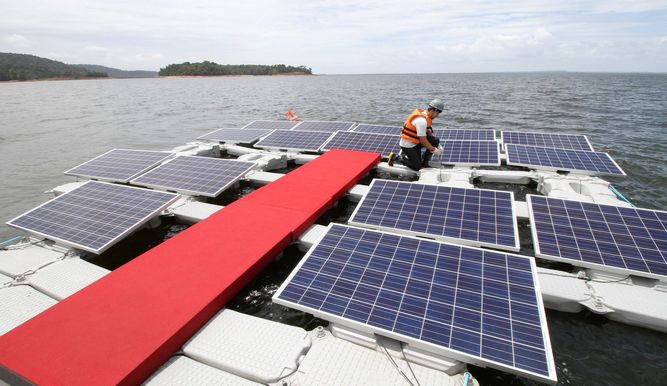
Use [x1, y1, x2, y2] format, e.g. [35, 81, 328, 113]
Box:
[3, 34, 29, 48]
[0, 1, 665, 72]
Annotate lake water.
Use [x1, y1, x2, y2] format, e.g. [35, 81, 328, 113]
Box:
[1, 73, 666, 385]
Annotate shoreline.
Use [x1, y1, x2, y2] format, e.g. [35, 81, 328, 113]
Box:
[159, 72, 313, 78]
[0, 73, 314, 83]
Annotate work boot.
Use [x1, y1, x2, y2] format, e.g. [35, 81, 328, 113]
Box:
[387, 152, 395, 167]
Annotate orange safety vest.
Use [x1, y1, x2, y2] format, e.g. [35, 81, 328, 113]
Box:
[400, 109, 432, 144]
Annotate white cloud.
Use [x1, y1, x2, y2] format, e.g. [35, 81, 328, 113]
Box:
[0, 1, 665, 72]
[3, 34, 29, 48]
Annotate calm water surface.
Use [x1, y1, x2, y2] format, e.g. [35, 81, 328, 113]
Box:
[1, 74, 666, 385]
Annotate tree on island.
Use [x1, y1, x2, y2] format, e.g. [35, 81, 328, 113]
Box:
[158, 61, 312, 76]
[0, 53, 107, 81]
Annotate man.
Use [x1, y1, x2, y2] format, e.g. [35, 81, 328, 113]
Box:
[393, 99, 444, 171]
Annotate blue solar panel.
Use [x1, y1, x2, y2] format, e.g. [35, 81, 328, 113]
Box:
[321, 131, 400, 158]
[131, 156, 255, 197]
[349, 180, 519, 251]
[439, 140, 500, 166]
[7, 181, 179, 254]
[292, 121, 356, 132]
[502, 131, 593, 151]
[528, 195, 667, 280]
[433, 129, 496, 141]
[64, 149, 172, 183]
[197, 128, 273, 144]
[243, 120, 299, 130]
[273, 224, 556, 383]
[254, 130, 334, 152]
[352, 124, 402, 135]
[352, 125, 496, 142]
[505, 144, 625, 175]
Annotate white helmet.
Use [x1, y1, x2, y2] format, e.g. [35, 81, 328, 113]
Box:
[428, 99, 445, 111]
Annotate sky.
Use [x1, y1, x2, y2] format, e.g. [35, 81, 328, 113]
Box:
[1, 0, 666, 74]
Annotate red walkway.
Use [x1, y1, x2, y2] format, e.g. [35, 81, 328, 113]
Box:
[0, 149, 379, 385]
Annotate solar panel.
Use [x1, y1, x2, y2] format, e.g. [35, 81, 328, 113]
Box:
[433, 129, 496, 141]
[197, 128, 273, 144]
[292, 121, 356, 132]
[352, 124, 402, 135]
[439, 140, 500, 166]
[64, 149, 172, 183]
[254, 130, 334, 152]
[352, 126, 496, 142]
[273, 224, 556, 383]
[528, 195, 667, 280]
[502, 131, 593, 151]
[242, 120, 299, 130]
[131, 156, 255, 197]
[7, 181, 179, 254]
[505, 144, 625, 175]
[349, 180, 519, 251]
[321, 131, 400, 158]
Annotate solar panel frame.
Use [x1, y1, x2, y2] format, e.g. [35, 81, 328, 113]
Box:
[64, 149, 173, 183]
[6, 181, 179, 254]
[501, 131, 594, 151]
[130, 156, 256, 197]
[527, 194, 667, 280]
[351, 124, 403, 135]
[433, 129, 497, 141]
[348, 180, 520, 251]
[242, 120, 300, 130]
[505, 144, 626, 176]
[196, 128, 274, 144]
[253, 129, 335, 152]
[321, 131, 400, 158]
[291, 120, 356, 132]
[439, 140, 501, 166]
[273, 223, 557, 384]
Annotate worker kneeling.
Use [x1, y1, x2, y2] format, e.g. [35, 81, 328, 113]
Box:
[398, 99, 444, 171]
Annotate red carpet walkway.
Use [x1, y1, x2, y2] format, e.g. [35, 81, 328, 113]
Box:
[0, 149, 379, 385]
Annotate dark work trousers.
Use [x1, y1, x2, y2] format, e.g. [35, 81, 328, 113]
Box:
[400, 134, 440, 171]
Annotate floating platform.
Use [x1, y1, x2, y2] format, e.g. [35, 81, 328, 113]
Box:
[0, 149, 379, 385]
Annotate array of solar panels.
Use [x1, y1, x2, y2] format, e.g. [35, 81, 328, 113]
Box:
[199, 122, 621, 175]
[350, 180, 519, 251]
[273, 224, 556, 383]
[7, 181, 179, 254]
[528, 195, 667, 280]
[196, 121, 505, 165]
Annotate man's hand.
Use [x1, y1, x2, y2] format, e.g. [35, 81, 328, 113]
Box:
[432, 145, 443, 156]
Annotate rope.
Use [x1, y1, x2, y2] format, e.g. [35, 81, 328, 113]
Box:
[0, 236, 25, 249]
[609, 184, 634, 207]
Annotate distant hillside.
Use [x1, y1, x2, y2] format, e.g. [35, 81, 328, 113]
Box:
[73, 64, 157, 78]
[0, 53, 107, 81]
[159, 61, 312, 76]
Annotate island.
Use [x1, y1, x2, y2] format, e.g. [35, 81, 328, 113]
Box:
[158, 61, 312, 76]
